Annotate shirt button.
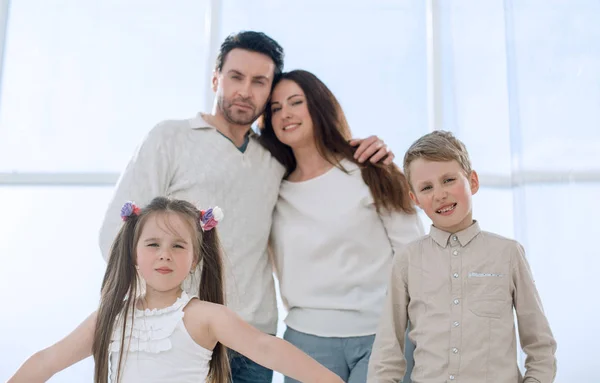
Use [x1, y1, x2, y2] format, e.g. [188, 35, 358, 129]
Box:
[453, 250, 458, 256]
[453, 273, 459, 278]
[449, 375, 455, 380]
[452, 235, 458, 241]
[452, 347, 459, 354]
[453, 321, 460, 327]
[453, 299, 460, 305]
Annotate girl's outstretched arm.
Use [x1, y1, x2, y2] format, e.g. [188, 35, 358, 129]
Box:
[8, 311, 97, 383]
[186, 301, 343, 383]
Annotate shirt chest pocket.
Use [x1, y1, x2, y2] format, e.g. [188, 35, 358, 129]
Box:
[467, 274, 510, 318]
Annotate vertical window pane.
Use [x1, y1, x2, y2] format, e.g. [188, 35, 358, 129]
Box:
[439, 0, 512, 175]
[0, 187, 112, 382]
[441, 0, 600, 174]
[0, 1, 210, 172]
[510, 0, 600, 172]
[520, 183, 600, 381]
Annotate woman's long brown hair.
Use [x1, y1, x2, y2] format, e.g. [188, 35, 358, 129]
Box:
[259, 69, 415, 214]
[92, 197, 230, 382]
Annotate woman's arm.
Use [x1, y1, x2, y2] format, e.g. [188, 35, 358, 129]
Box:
[380, 209, 425, 253]
[8, 311, 97, 383]
[197, 303, 342, 383]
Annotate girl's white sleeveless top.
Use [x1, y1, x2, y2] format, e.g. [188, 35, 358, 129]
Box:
[109, 291, 212, 383]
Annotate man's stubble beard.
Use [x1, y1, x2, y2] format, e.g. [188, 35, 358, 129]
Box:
[219, 95, 265, 126]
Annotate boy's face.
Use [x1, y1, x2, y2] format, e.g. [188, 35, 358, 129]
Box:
[408, 158, 479, 234]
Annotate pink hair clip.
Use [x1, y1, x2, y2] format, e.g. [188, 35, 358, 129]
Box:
[199, 206, 224, 231]
[120, 201, 141, 221]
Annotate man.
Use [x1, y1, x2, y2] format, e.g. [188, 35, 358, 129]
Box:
[99, 31, 392, 383]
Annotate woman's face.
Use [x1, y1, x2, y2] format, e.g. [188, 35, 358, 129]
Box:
[269, 79, 315, 149]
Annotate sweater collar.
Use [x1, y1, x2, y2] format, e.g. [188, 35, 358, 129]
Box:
[188, 112, 258, 138]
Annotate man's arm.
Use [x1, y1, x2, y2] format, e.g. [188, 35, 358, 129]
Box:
[99, 122, 173, 260]
[367, 249, 410, 383]
[350, 135, 395, 165]
[512, 243, 557, 383]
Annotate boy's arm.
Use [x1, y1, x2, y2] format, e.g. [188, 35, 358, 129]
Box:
[367, 249, 410, 383]
[207, 304, 342, 383]
[99, 123, 172, 260]
[8, 311, 97, 383]
[378, 209, 423, 382]
[512, 243, 557, 383]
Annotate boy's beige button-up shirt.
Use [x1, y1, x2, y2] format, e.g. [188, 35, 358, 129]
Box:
[367, 222, 557, 383]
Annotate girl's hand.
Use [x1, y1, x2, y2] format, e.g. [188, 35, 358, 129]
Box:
[185, 301, 345, 382]
[8, 311, 97, 383]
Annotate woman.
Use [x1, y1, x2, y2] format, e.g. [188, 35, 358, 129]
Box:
[259, 70, 423, 383]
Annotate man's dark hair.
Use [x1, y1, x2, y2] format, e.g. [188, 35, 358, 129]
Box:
[215, 31, 284, 77]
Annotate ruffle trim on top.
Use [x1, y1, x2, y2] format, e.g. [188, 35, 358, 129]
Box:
[109, 291, 194, 354]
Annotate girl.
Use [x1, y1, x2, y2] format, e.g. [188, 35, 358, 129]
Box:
[8, 197, 344, 383]
[259, 70, 424, 383]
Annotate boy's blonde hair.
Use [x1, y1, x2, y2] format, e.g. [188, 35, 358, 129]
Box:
[403, 130, 472, 189]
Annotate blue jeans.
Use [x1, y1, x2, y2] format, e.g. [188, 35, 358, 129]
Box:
[284, 326, 415, 383]
[283, 327, 374, 383]
[229, 349, 274, 383]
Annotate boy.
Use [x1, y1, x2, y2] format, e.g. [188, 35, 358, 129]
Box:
[367, 131, 557, 382]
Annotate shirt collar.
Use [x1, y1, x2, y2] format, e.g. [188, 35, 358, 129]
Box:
[188, 112, 258, 138]
[429, 220, 481, 248]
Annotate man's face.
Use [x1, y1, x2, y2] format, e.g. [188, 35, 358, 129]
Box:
[213, 48, 276, 126]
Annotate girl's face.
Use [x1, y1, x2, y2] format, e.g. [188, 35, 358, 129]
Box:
[135, 212, 197, 295]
